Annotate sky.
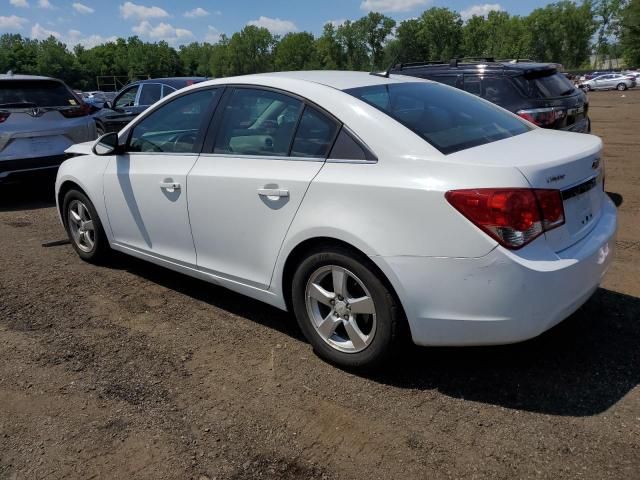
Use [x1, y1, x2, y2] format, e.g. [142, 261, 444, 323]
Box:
[0, 0, 559, 48]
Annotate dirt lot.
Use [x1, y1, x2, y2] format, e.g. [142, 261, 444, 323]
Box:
[1, 89, 639, 480]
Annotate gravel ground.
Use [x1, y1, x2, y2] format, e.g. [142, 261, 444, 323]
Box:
[0, 89, 639, 480]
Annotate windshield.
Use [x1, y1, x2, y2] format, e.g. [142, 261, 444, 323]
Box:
[0, 80, 79, 108]
[344, 82, 531, 155]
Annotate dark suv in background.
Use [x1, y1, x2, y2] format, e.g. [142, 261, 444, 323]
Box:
[391, 58, 590, 133]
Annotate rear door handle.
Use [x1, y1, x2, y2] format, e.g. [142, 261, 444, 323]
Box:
[257, 188, 289, 198]
[160, 181, 181, 191]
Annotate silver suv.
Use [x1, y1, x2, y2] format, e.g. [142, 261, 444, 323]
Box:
[0, 74, 97, 182]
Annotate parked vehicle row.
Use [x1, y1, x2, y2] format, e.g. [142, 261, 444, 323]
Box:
[579, 73, 636, 91]
[55, 71, 617, 369]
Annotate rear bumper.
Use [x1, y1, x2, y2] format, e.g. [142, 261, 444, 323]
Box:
[372, 197, 617, 346]
[561, 116, 590, 133]
[0, 154, 70, 180]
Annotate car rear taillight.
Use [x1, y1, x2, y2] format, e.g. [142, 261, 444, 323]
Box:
[445, 188, 565, 249]
[516, 107, 566, 127]
[0, 112, 10, 123]
[60, 104, 91, 118]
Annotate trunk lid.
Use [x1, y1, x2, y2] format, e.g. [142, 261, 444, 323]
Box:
[447, 128, 604, 252]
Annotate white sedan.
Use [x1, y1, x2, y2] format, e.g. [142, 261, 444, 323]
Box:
[55, 71, 617, 369]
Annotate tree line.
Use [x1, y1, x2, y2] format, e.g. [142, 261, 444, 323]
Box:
[0, 0, 638, 91]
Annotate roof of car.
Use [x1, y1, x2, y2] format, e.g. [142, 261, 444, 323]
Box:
[0, 73, 64, 82]
[391, 59, 560, 75]
[206, 70, 422, 91]
[129, 77, 208, 88]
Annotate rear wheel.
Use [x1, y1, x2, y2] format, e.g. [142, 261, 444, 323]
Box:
[291, 247, 401, 369]
[62, 189, 110, 263]
[617, 83, 628, 91]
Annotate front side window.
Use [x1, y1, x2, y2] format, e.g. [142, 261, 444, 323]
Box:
[128, 89, 219, 153]
[114, 85, 139, 109]
[213, 88, 303, 157]
[291, 106, 339, 158]
[345, 82, 531, 155]
[138, 83, 162, 106]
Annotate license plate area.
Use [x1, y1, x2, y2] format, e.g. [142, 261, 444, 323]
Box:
[562, 175, 602, 235]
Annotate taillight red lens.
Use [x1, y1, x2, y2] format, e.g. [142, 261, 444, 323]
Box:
[445, 188, 565, 250]
[60, 104, 90, 118]
[0, 112, 10, 123]
[517, 107, 566, 128]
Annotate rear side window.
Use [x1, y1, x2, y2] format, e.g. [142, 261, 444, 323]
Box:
[290, 106, 339, 158]
[138, 84, 162, 106]
[0, 80, 78, 107]
[463, 75, 521, 106]
[345, 82, 531, 155]
[214, 88, 303, 157]
[513, 72, 575, 98]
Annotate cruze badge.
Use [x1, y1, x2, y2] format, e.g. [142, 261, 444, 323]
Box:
[546, 174, 566, 184]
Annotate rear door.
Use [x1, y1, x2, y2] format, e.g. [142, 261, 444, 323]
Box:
[188, 87, 340, 288]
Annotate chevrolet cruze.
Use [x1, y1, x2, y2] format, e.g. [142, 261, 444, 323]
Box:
[55, 71, 617, 369]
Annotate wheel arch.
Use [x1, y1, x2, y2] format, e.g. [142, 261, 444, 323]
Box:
[280, 236, 409, 336]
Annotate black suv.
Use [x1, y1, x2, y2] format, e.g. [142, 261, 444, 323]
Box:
[391, 58, 590, 133]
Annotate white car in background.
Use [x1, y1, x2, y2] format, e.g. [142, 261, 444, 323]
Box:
[0, 74, 97, 182]
[580, 73, 635, 91]
[55, 71, 617, 369]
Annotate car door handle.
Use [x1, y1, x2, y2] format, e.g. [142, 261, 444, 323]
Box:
[160, 181, 181, 191]
[257, 188, 289, 198]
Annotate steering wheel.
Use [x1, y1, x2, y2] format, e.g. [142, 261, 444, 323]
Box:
[139, 138, 162, 153]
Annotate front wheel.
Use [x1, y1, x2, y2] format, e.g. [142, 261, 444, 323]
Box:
[617, 83, 628, 91]
[291, 247, 402, 369]
[62, 189, 110, 263]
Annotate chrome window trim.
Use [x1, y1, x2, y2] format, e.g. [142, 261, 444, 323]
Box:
[197, 153, 325, 163]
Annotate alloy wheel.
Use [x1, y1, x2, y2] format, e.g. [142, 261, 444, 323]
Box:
[305, 265, 377, 354]
[68, 199, 96, 253]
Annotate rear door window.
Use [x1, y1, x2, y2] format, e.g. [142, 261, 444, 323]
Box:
[213, 88, 303, 157]
[345, 82, 531, 155]
[138, 83, 162, 106]
[0, 80, 77, 107]
[290, 106, 340, 158]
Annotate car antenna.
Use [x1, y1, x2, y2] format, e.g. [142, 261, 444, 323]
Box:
[370, 55, 399, 78]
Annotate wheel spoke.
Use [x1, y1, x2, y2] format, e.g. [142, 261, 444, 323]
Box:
[343, 318, 368, 350]
[70, 209, 81, 224]
[85, 232, 94, 249]
[332, 268, 347, 298]
[349, 296, 375, 315]
[317, 313, 340, 339]
[308, 282, 335, 306]
[79, 203, 90, 221]
[83, 220, 94, 232]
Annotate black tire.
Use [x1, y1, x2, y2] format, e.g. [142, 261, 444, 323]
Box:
[291, 246, 401, 370]
[617, 83, 627, 91]
[62, 189, 110, 263]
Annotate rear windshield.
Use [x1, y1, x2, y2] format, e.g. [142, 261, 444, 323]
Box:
[344, 82, 531, 155]
[513, 71, 576, 98]
[0, 80, 78, 108]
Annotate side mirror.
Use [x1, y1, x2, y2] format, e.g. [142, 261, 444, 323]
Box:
[92, 132, 121, 156]
[104, 101, 113, 110]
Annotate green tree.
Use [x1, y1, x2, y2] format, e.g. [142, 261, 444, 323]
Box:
[354, 12, 396, 69]
[417, 7, 463, 61]
[316, 23, 343, 69]
[462, 15, 489, 57]
[620, 0, 640, 65]
[386, 18, 429, 63]
[226, 26, 276, 75]
[274, 32, 318, 71]
[336, 20, 369, 70]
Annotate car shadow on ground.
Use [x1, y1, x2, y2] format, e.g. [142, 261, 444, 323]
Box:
[0, 175, 57, 212]
[103, 253, 639, 418]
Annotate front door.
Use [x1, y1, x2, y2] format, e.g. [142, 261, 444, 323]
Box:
[188, 87, 341, 288]
[103, 88, 221, 267]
